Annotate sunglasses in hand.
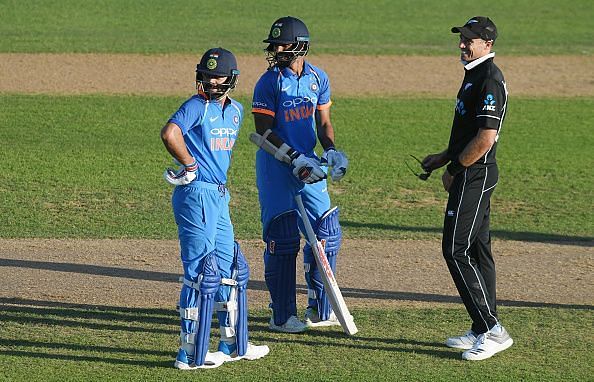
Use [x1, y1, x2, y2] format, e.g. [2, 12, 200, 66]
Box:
[405, 154, 432, 181]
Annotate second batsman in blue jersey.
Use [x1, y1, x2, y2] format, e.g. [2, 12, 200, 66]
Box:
[161, 47, 268, 369]
[252, 16, 349, 333]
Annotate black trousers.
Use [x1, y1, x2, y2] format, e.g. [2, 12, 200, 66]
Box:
[442, 165, 499, 334]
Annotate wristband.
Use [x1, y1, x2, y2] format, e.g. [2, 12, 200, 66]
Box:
[185, 160, 198, 172]
[446, 159, 466, 176]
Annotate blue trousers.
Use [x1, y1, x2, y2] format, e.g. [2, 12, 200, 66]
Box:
[172, 181, 234, 335]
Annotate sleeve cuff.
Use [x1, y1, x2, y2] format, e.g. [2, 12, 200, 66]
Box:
[252, 108, 275, 117]
[316, 101, 332, 110]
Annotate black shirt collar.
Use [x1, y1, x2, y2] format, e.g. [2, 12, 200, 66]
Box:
[463, 52, 496, 71]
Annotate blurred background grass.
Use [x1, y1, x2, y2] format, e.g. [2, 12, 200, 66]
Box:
[1, 0, 592, 55]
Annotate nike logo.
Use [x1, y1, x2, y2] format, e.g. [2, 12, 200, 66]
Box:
[209, 116, 219, 123]
[281, 85, 291, 92]
[464, 83, 473, 91]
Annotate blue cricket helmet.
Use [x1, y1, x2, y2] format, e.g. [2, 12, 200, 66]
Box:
[196, 47, 240, 78]
[263, 16, 310, 68]
[195, 47, 240, 100]
[264, 16, 310, 44]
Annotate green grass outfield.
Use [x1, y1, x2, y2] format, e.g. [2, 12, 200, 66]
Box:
[2, 1, 593, 380]
[0, 301, 592, 382]
[1, 0, 593, 55]
[1, 94, 592, 242]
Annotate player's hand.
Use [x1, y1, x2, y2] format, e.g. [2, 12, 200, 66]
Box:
[321, 148, 348, 181]
[442, 170, 454, 192]
[163, 160, 198, 186]
[291, 153, 326, 184]
[422, 152, 448, 172]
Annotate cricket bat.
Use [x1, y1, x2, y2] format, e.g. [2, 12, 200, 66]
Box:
[295, 194, 358, 336]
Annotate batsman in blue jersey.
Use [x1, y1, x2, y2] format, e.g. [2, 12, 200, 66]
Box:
[252, 16, 349, 333]
[161, 47, 269, 369]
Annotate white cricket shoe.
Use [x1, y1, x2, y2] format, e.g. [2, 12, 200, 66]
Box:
[173, 349, 226, 370]
[445, 330, 478, 350]
[220, 342, 271, 362]
[240, 342, 270, 360]
[269, 315, 308, 333]
[462, 324, 513, 361]
[304, 307, 341, 328]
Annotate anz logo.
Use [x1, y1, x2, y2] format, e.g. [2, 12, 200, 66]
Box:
[482, 94, 496, 111]
[455, 98, 466, 116]
[282, 95, 318, 122]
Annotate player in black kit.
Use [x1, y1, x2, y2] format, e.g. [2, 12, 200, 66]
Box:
[421, 16, 513, 361]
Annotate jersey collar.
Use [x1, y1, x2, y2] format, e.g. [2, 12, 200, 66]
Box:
[463, 52, 495, 70]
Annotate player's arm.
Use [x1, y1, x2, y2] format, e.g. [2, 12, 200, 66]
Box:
[252, 112, 325, 183]
[161, 122, 198, 185]
[253, 113, 286, 149]
[442, 128, 497, 191]
[455, 128, 498, 168]
[161, 122, 195, 165]
[316, 108, 348, 181]
[315, 108, 335, 150]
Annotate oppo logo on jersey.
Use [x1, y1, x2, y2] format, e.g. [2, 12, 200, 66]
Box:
[209, 128, 237, 151]
[210, 127, 238, 137]
[253, 101, 268, 108]
[283, 96, 317, 122]
[282, 95, 317, 108]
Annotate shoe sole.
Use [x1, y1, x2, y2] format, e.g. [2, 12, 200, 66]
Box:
[462, 338, 514, 361]
[174, 358, 225, 369]
[238, 349, 271, 361]
[223, 348, 270, 362]
[174, 360, 196, 370]
[304, 319, 342, 328]
[445, 341, 474, 350]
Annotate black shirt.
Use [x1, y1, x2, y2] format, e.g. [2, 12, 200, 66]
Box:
[447, 53, 508, 166]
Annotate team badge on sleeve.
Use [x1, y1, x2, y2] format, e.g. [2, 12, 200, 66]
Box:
[482, 94, 496, 111]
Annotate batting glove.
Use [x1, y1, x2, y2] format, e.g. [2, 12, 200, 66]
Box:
[163, 160, 198, 186]
[290, 152, 326, 184]
[321, 148, 348, 181]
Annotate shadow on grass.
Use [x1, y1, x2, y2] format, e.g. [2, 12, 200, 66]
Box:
[0, 298, 461, 362]
[0, 350, 172, 368]
[1, 259, 592, 310]
[341, 220, 594, 246]
[0, 338, 172, 357]
[0, 310, 177, 334]
[247, 332, 459, 360]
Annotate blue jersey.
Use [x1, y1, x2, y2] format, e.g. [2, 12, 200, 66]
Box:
[252, 61, 331, 156]
[169, 94, 243, 185]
